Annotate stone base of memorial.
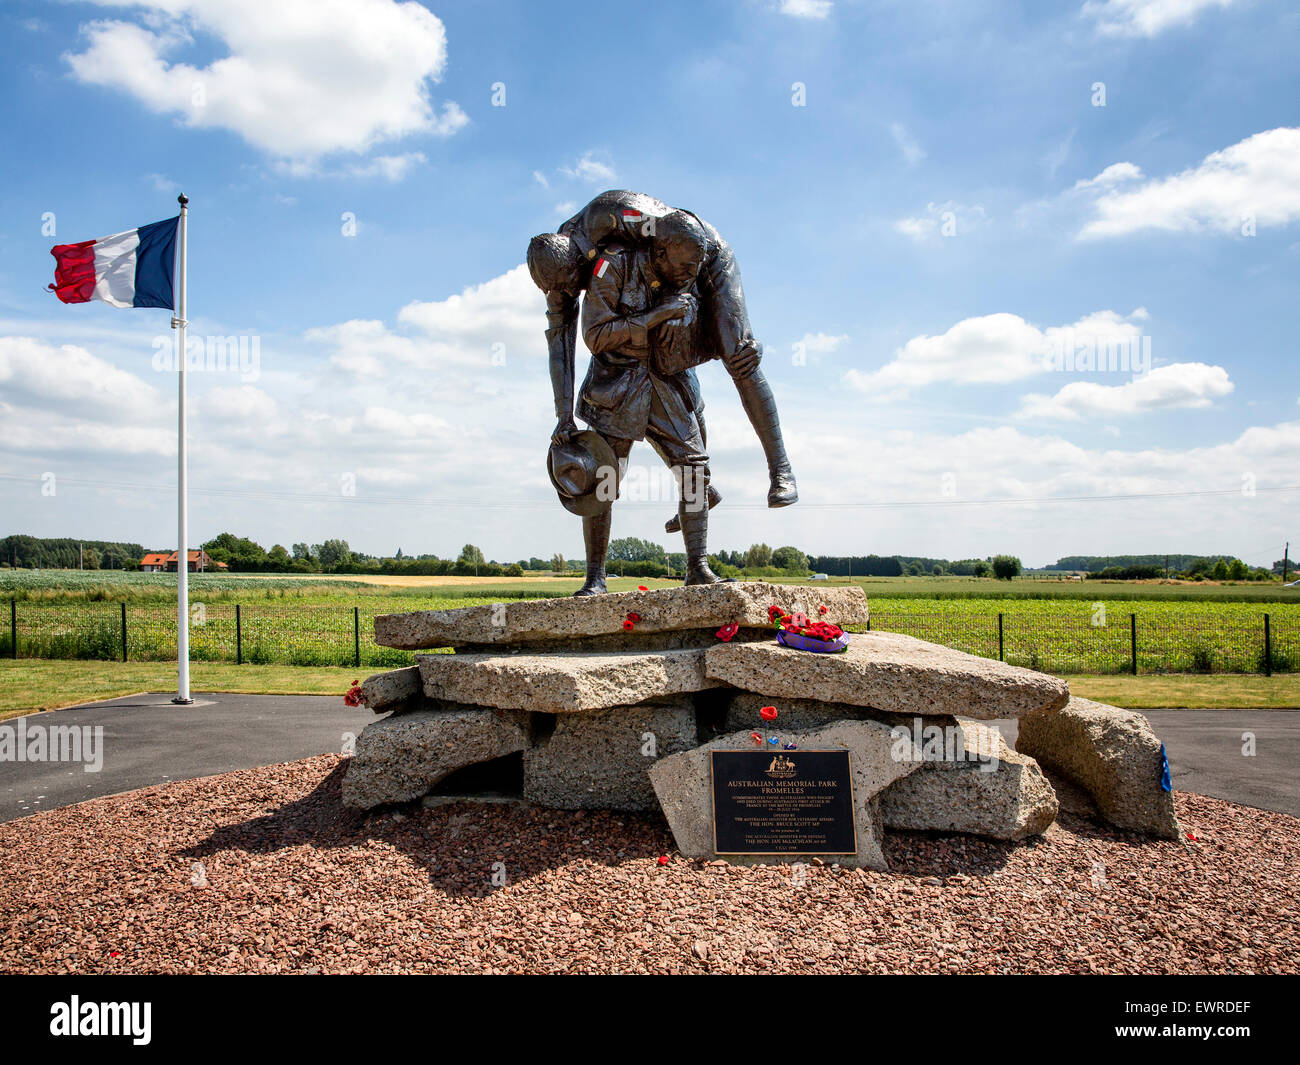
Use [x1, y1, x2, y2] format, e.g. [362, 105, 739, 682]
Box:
[343, 582, 1179, 868]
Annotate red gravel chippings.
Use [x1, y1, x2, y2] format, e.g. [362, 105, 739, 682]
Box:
[0, 754, 1296, 974]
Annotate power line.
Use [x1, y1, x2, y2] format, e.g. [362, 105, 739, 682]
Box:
[2, 472, 1298, 511]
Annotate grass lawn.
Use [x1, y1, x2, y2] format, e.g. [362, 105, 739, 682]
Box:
[0, 660, 358, 719]
[1, 659, 1297, 720]
[1064, 674, 1300, 709]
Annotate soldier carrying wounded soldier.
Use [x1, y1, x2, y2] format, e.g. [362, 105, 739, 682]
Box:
[528, 190, 797, 596]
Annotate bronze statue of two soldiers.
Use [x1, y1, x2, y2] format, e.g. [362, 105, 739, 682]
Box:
[529, 191, 796, 596]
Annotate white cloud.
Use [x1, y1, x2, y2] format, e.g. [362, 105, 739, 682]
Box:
[343, 152, 427, 182]
[894, 201, 986, 240]
[1072, 161, 1143, 190]
[560, 151, 617, 185]
[311, 265, 545, 377]
[843, 310, 1148, 398]
[795, 332, 849, 354]
[1017, 362, 1234, 420]
[64, 0, 466, 162]
[779, 0, 832, 18]
[1079, 127, 1300, 239]
[1083, 0, 1237, 38]
[0, 335, 160, 417]
[890, 122, 925, 166]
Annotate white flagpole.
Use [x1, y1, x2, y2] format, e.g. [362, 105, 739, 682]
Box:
[173, 193, 193, 705]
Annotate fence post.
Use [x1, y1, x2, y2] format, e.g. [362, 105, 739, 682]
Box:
[1264, 613, 1271, 677]
[997, 612, 1004, 661]
[235, 604, 242, 665]
[9, 598, 15, 659]
[121, 602, 128, 663]
[1130, 613, 1138, 676]
[354, 605, 361, 669]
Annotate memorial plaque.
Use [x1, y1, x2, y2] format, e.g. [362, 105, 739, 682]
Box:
[710, 749, 856, 855]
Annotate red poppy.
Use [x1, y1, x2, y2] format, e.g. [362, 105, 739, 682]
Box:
[627, 612, 641, 622]
[818, 605, 829, 615]
[657, 855, 670, 866]
[638, 585, 649, 591]
[767, 604, 784, 622]
[760, 705, 777, 722]
[750, 731, 763, 745]
[622, 619, 634, 631]
[1186, 832, 1198, 842]
[343, 683, 365, 707]
[715, 622, 739, 641]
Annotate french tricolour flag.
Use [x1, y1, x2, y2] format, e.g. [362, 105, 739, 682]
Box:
[47, 216, 179, 309]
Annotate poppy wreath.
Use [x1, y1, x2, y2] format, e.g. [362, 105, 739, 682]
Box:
[767, 603, 850, 653]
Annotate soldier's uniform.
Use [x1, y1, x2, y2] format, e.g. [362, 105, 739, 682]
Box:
[560, 191, 755, 373]
[577, 243, 709, 494]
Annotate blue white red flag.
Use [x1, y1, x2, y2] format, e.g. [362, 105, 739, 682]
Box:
[47, 217, 179, 309]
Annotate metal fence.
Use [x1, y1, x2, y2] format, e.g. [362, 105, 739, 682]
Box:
[3, 598, 1296, 676]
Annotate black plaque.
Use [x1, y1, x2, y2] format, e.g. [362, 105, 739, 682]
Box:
[710, 749, 857, 855]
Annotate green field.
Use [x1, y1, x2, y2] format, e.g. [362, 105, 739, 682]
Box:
[1, 570, 1296, 676]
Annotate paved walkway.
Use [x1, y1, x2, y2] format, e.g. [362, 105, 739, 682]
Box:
[0, 692, 373, 823]
[1, 696, 1296, 823]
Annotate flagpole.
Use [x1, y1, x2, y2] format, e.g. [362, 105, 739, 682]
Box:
[173, 193, 193, 705]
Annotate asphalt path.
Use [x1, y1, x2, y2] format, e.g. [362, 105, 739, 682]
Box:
[0, 695, 1296, 823]
[0, 692, 374, 823]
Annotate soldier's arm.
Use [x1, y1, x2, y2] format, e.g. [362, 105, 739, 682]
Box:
[546, 291, 579, 439]
[581, 255, 687, 357]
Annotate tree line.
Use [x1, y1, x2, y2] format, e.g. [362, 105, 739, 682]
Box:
[1, 533, 1286, 583]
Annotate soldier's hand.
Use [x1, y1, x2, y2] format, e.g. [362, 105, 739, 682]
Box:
[724, 338, 762, 379]
[552, 416, 579, 445]
[648, 293, 696, 328]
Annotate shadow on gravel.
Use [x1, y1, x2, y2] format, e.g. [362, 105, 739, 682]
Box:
[181, 762, 677, 896]
[175, 760, 1156, 895]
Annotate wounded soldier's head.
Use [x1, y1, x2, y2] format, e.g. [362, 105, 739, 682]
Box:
[527, 232, 585, 296]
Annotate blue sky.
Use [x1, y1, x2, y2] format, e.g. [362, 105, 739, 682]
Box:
[1, 0, 1297, 567]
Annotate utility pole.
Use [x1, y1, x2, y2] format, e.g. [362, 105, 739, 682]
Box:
[1284, 542, 1290, 584]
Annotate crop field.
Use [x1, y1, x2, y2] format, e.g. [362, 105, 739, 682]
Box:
[1, 571, 1295, 675]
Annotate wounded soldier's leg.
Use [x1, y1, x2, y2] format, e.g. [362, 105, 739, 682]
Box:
[730, 366, 798, 508]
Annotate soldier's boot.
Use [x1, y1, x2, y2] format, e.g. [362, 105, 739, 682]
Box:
[573, 509, 612, 597]
[679, 489, 723, 586]
[735, 367, 798, 508]
[664, 483, 722, 534]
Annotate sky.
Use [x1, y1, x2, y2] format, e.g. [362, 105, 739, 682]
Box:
[0, 0, 1297, 568]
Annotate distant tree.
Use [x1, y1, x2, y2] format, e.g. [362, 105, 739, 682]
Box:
[1227, 558, 1248, 581]
[459, 544, 486, 566]
[268, 544, 291, 567]
[505, 563, 525, 576]
[81, 547, 100, 570]
[906, 561, 924, 576]
[292, 542, 313, 562]
[771, 546, 809, 572]
[744, 543, 772, 569]
[551, 552, 565, 574]
[609, 537, 666, 564]
[316, 539, 351, 569]
[931, 563, 944, 575]
[972, 560, 991, 578]
[395, 547, 404, 560]
[992, 555, 1022, 580]
[1211, 558, 1229, 580]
